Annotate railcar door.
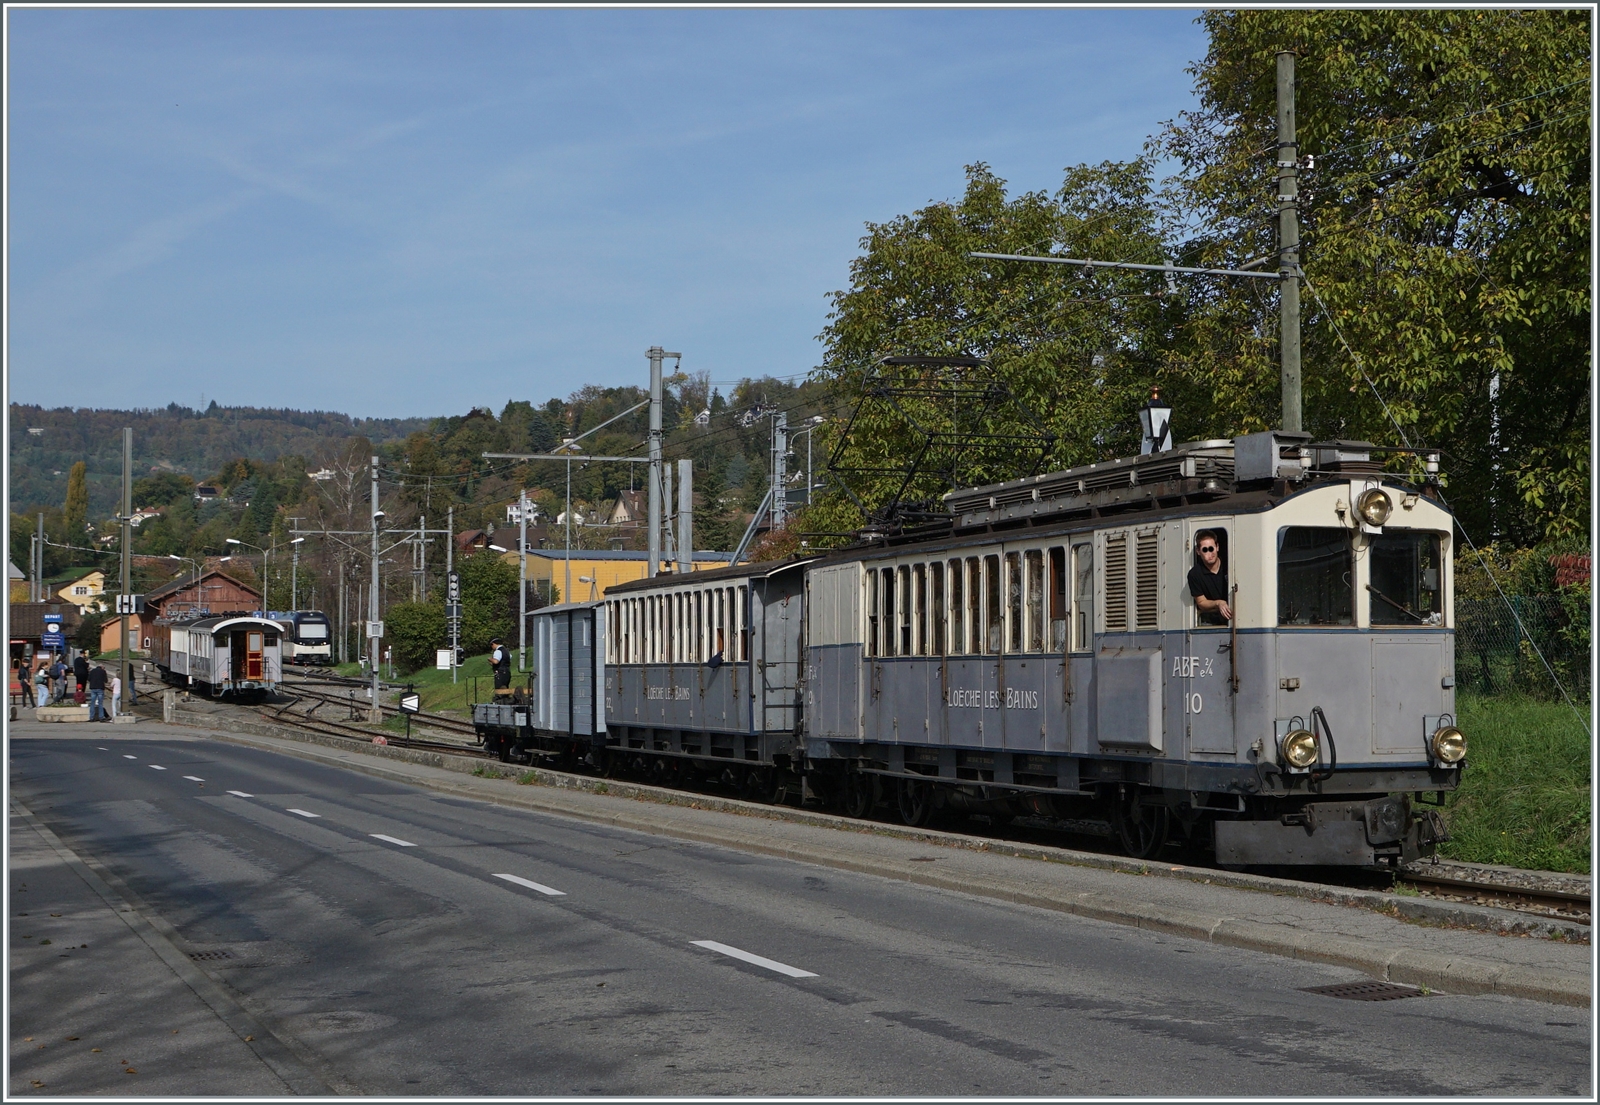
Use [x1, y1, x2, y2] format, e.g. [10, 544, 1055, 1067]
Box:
[1182, 521, 1237, 755]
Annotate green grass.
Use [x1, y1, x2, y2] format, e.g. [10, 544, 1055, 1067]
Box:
[328, 653, 520, 713]
[1438, 693, 1592, 874]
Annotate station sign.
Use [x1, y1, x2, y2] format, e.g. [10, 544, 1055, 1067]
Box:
[40, 614, 65, 649]
[366, 621, 385, 639]
[398, 692, 421, 714]
[436, 649, 454, 670]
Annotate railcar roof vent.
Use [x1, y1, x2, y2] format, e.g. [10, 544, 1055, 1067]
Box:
[943, 440, 1234, 528]
[1310, 439, 1381, 476]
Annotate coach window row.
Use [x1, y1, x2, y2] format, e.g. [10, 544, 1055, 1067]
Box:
[863, 543, 1095, 658]
[607, 585, 750, 665]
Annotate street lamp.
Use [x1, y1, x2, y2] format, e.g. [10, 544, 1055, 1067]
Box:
[1139, 386, 1174, 455]
[225, 537, 271, 613]
[288, 537, 306, 611]
[166, 554, 201, 616]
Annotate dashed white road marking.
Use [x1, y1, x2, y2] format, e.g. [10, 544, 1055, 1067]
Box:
[183, 776, 205, 782]
[148, 765, 167, 771]
[690, 940, 817, 978]
[493, 873, 566, 896]
[122, 755, 137, 760]
[97, 747, 109, 751]
[227, 790, 254, 798]
[287, 809, 320, 819]
[370, 834, 416, 847]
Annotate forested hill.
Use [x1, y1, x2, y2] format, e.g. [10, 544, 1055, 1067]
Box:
[8, 402, 431, 518]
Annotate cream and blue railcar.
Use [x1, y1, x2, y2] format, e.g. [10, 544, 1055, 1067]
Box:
[803, 432, 1461, 864]
[149, 615, 283, 701]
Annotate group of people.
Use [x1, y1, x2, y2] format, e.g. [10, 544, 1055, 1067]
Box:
[26, 652, 126, 721]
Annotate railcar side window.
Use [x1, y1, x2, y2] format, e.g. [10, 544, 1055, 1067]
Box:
[948, 559, 965, 655]
[1072, 543, 1093, 649]
[913, 563, 927, 655]
[882, 568, 897, 656]
[1026, 550, 1045, 652]
[966, 558, 982, 653]
[737, 584, 749, 661]
[870, 569, 883, 655]
[984, 554, 1002, 654]
[1370, 531, 1444, 626]
[1005, 552, 1023, 653]
[1277, 527, 1353, 626]
[898, 565, 913, 655]
[1048, 546, 1068, 651]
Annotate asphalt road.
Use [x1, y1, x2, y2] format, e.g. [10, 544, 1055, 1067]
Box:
[10, 735, 1591, 1096]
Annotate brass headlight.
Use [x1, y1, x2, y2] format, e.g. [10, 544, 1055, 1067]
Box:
[1281, 728, 1320, 769]
[1356, 487, 1393, 527]
[1431, 725, 1467, 764]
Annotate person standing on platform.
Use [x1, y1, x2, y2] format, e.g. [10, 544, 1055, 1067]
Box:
[35, 663, 50, 708]
[110, 669, 122, 720]
[87, 663, 108, 721]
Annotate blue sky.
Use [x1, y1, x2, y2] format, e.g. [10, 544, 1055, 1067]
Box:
[7, 7, 1208, 419]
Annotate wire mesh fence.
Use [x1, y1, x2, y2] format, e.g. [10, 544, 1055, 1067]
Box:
[1456, 595, 1590, 700]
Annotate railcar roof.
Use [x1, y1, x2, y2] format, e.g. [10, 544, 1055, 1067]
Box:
[605, 556, 819, 596]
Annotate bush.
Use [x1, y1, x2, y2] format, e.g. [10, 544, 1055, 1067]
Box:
[385, 601, 445, 674]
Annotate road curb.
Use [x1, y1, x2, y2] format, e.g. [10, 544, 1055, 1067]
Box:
[156, 711, 1590, 1008]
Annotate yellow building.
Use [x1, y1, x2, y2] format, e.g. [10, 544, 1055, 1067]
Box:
[502, 549, 732, 604]
[54, 569, 108, 613]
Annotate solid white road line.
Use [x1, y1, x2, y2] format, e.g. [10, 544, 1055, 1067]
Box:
[123, 755, 137, 760]
[690, 940, 817, 978]
[370, 834, 416, 848]
[149, 765, 167, 771]
[287, 809, 321, 819]
[492, 873, 566, 897]
[183, 776, 204, 782]
[227, 790, 254, 798]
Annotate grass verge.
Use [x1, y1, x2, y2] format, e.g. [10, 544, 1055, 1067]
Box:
[1439, 693, 1591, 874]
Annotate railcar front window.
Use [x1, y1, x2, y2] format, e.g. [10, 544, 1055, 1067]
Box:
[1370, 531, 1444, 626]
[1277, 527, 1353, 626]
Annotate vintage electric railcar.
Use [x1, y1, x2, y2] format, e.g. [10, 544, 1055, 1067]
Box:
[148, 615, 283, 701]
[475, 430, 1464, 865]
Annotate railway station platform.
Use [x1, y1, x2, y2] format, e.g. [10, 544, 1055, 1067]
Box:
[13, 713, 1589, 1009]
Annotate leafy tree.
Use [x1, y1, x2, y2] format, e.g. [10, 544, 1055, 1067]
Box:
[63, 462, 89, 537]
[1157, 9, 1590, 543]
[385, 599, 446, 674]
[809, 161, 1175, 536]
[74, 609, 107, 653]
[457, 548, 518, 654]
[132, 472, 196, 508]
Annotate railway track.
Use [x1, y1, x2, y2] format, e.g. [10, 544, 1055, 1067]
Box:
[277, 678, 479, 737]
[1396, 865, 1591, 924]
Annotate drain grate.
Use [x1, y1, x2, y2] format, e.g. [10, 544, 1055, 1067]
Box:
[188, 950, 235, 962]
[1301, 981, 1424, 1001]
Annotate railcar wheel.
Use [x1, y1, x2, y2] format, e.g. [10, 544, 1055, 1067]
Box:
[842, 772, 876, 819]
[896, 779, 937, 827]
[495, 736, 512, 764]
[1112, 794, 1169, 859]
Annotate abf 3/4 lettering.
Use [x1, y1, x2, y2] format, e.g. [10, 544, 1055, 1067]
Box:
[1172, 655, 1214, 678]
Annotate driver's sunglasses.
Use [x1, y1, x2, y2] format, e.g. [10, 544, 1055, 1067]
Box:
[1198, 545, 1217, 553]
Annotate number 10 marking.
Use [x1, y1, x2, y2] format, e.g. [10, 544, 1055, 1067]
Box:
[1185, 692, 1203, 714]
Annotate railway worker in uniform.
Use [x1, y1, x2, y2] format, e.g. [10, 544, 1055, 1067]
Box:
[490, 638, 512, 698]
[72, 651, 90, 704]
[1188, 529, 1233, 625]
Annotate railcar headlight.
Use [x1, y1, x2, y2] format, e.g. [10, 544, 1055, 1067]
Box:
[1356, 487, 1393, 527]
[1281, 728, 1320, 769]
[1431, 725, 1467, 764]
